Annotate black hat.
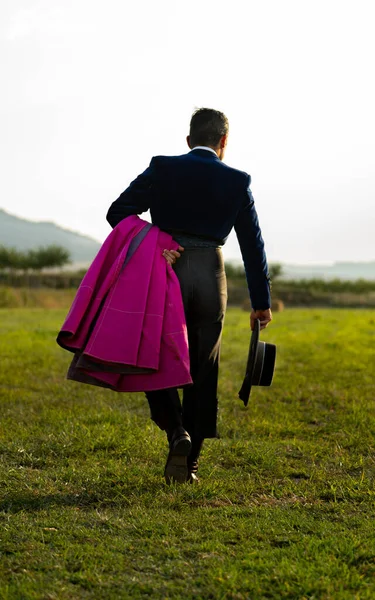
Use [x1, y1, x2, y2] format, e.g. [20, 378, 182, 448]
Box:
[238, 318, 276, 406]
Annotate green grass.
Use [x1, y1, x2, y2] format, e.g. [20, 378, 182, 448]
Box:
[0, 308, 374, 599]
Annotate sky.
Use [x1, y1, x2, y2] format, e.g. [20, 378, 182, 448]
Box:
[1, 0, 374, 265]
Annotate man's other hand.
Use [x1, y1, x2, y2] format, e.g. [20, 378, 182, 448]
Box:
[250, 308, 272, 331]
[162, 246, 184, 265]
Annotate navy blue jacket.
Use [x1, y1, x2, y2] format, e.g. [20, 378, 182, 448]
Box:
[106, 149, 271, 309]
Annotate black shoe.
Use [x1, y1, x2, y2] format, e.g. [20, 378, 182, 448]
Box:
[164, 427, 192, 484]
[187, 437, 204, 483]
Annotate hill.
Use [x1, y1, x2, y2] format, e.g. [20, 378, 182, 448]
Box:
[0, 209, 101, 264]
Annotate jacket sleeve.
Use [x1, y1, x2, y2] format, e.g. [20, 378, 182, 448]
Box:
[106, 158, 156, 228]
[234, 175, 271, 310]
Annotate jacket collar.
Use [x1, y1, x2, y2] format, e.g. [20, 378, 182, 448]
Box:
[189, 148, 219, 159]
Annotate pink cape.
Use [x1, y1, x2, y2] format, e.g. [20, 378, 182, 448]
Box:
[57, 216, 192, 392]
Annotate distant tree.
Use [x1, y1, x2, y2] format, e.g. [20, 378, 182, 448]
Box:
[225, 262, 284, 283]
[0, 246, 11, 269]
[225, 262, 245, 279]
[269, 263, 283, 281]
[0, 246, 24, 270]
[0, 245, 71, 272]
[28, 246, 71, 270]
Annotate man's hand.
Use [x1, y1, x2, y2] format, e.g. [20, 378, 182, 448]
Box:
[250, 308, 272, 331]
[162, 246, 184, 265]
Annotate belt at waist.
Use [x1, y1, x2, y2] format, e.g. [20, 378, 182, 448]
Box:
[165, 230, 222, 248]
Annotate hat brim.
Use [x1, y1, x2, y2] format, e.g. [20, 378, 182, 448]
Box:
[238, 318, 260, 406]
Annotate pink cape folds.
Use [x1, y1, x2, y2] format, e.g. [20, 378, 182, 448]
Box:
[57, 216, 192, 392]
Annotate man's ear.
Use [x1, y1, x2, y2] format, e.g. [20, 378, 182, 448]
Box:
[186, 135, 192, 149]
[220, 134, 228, 149]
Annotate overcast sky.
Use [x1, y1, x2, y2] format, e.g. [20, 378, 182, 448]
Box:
[1, 0, 374, 265]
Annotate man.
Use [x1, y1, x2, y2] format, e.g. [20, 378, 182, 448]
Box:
[107, 108, 272, 484]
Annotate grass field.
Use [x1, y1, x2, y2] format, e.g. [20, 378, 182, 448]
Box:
[0, 308, 374, 599]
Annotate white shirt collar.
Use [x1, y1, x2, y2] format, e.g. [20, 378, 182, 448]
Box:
[190, 146, 218, 156]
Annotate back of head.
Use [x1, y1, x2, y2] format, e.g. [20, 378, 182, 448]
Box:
[189, 108, 229, 148]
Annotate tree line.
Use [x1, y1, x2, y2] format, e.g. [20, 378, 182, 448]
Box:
[0, 245, 71, 272]
[225, 262, 283, 283]
[1, 245, 374, 296]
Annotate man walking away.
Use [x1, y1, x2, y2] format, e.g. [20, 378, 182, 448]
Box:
[106, 108, 272, 484]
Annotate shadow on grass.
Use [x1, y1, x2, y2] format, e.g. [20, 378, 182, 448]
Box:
[0, 480, 166, 514]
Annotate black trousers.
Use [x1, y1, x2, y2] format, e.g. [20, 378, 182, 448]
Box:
[146, 247, 227, 439]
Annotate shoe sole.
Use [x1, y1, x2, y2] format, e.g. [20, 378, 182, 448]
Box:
[164, 437, 192, 484]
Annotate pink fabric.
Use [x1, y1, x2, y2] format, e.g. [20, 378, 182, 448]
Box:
[57, 216, 192, 391]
